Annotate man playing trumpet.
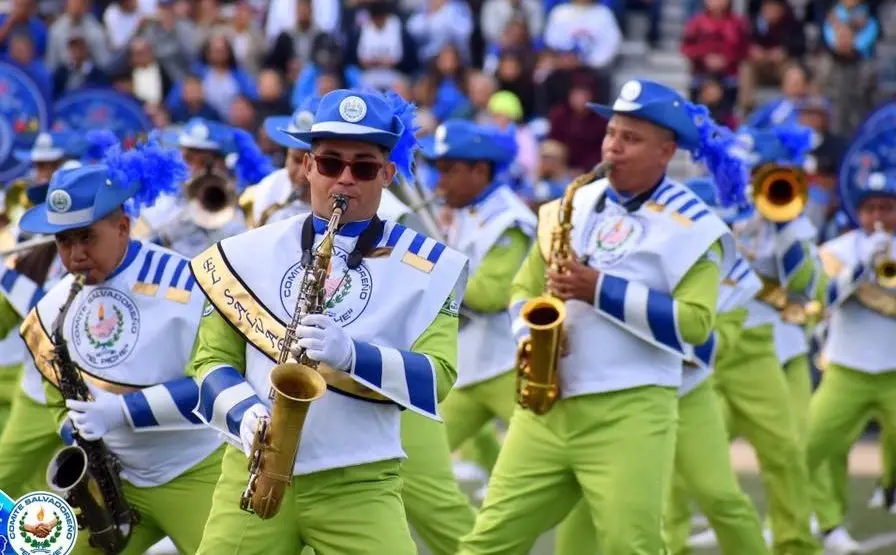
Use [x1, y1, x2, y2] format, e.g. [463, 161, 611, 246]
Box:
[457, 79, 745, 555]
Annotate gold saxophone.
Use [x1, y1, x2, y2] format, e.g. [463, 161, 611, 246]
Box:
[238, 197, 349, 519]
[515, 161, 614, 415]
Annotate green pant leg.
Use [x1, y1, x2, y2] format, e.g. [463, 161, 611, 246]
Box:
[0, 362, 22, 435]
[457, 405, 583, 555]
[784, 355, 812, 442]
[442, 371, 516, 467]
[456, 422, 502, 474]
[399, 410, 476, 555]
[0, 388, 64, 499]
[672, 380, 770, 555]
[459, 371, 518, 473]
[879, 418, 896, 489]
[714, 327, 819, 555]
[72, 446, 224, 555]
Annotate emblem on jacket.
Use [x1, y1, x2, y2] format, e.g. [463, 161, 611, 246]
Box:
[280, 245, 373, 326]
[72, 288, 141, 369]
[589, 215, 644, 266]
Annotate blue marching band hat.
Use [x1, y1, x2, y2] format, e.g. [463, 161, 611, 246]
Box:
[14, 131, 83, 164]
[264, 96, 322, 151]
[837, 102, 896, 226]
[18, 134, 187, 235]
[178, 117, 273, 189]
[419, 120, 518, 166]
[731, 123, 814, 171]
[588, 79, 749, 210]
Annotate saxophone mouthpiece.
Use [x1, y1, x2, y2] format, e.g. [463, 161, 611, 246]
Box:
[594, 160, 614, 179]
[331, 194, 349, 213]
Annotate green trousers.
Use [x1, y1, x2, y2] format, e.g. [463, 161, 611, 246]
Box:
[400, 410, 476, 555]
[0, 362, 22, 435]
[196, 446, 417, 555]
[0, 383, 63, 499]
[441, 371, 516, 459]
[806, 365, 896, 529]
[456, 423, 502, 475]
[557, 380, 770, 555]
[457, 386, 678, 555]
[74, 446, 224, 554]
[714, 325, 819, 555]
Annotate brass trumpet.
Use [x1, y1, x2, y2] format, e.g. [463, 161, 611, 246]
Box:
[872, 222, 896, 288]
[751, 164, 808, 222]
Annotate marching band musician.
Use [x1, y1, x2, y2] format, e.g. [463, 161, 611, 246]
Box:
[19, 139, 226, 554]
[418, 120, 535, 473]
[457, 79, 744, 555]
[187, 89, 469, 555]
[807, 162, 896, 550]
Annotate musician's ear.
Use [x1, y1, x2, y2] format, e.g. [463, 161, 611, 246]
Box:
[383, 162, 397, 187]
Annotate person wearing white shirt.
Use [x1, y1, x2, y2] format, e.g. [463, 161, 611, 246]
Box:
[543, 0, 621, 70]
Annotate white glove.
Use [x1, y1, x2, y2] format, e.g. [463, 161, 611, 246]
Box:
[66, 388, 127, 441]
[291, 313, 354, 371]
[868, 230, 891, 262]
[239, 403, 269, 458]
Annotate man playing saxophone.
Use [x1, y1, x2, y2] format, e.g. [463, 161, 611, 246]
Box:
[17, 139, 226, 554]
[188, 89, 469, 555]
[457, 79, 745, 555]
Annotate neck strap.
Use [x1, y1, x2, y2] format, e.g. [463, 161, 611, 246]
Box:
[300, 215, 385, 269]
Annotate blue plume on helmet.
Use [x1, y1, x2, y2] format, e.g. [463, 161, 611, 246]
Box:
[104, 132, 188, 217]
[383, 90, 421, 181]
[83, 129, 119, 163]
[231, 128, 274, 191]
[684, 103, 749, 208]
[771, 122, 813, 167]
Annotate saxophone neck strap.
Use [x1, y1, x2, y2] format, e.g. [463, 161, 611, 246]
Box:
[595, 177, 664, 214]
[300, 215, 385, 269]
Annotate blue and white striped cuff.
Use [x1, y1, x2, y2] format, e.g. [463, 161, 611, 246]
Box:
[509, 300, 529, 343]
[692, 332, 717, 369]
[194, 365, 262, 443]
[773, 223, 810, 286]
[121, 378, 204, 432]
[827, 263, 866, 309]
[595, 273, 687, 358]
[350, 340, 440, 421]
[58, 418, 76, 446]
[0, 267, 45, 318]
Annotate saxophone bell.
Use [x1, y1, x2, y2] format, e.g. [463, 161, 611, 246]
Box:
[873, 222, 896, 288]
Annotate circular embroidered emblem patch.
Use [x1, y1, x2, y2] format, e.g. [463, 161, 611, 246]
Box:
[71, 287, 140, 369]
[589, 214, 645, 266]
[6, 491, 78, 555]
[48, 190, 72, 213]
[280, 245, 373, 326]
[338, 96, 367, 123]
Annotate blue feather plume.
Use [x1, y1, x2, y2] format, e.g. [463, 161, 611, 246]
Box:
[684, 102, 749, 207]
[231, 129, 274, 191]
[104, 134, 188, 217]
[383, 90, 420, 181]
[83, 129, 119, 163]
[772, 122, 813, 166]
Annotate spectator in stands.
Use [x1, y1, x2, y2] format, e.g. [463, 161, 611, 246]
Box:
[52, 31, 110, 97]
[480, 0, 544, 49]
[494, 49, 536, 120]
[223, 2, 266, 76]
[138, 0, 197, 82]
[743, 61, 815, 127]
[482, 15, 538, 77]
[406, 0, 474, 63]
[797, 95, 848, 240]
[167, 74, 222, 122]
[543, 0, 621, 73]
[189, 33, 258, 117]
[349, 0, 419, 91]
[738, 0, 806, 111]
[127, 36, 175, 106]
[47, 0, 111, 70]
[486, 90, 539, 183]
[253, 69, 292, 122]
[290, 33, 362, 109]
[424, 43, 473, 121]
[0, 0, 48, 58]
[681, 0, 749, 109]
[228, 94, 257, 129]
[616, 0, 663, 51]
[547, 74, 606, 174]
[265, 0, 318, 75]
[530, 139, 573, 206]
[536, 44, 607, 116]
[698, 77, 738, 128]
[461, 71, 498, 122]
[193, 0, 232, 52]
[104, 0, 143, 52]
[817, 0, 880, 134]
[3, 31, 52, 101]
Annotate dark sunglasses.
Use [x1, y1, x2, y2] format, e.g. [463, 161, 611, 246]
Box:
[312, 154, 383, 181]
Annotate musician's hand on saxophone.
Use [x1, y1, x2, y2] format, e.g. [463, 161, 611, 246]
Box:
[240, 403, 269, 457]
[547, 259, 600, 305]
[65, 387, 127, 441]
[291, 313, 354, 371]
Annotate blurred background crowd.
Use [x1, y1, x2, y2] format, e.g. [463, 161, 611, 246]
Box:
[1, 0, 894, 239]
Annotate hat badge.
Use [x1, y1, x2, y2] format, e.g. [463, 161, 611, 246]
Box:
[434, 124, 449, 156]
[619, 81, 641, 102]
[868, 172, 886, 191]
[339, 96, 368, 123]
[48, 189, 72, 213]
[35, 132, 53, 149]
[293, 110, 314, 133]
[191, 123, 209, 140]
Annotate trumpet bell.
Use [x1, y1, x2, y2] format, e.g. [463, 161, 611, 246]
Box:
[876, 259, 896, 288]
[752, 165, 808, 223]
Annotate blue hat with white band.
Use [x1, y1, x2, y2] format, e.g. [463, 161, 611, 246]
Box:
[589, 79, 749, 207]
[264, 96, 321, 151]
[14, 131, 82, 163]
[19, 136, 187, 234]
[732, 123, 813, 169]
[177, 118, 234, 153]
[684, 176, 754, 224]
[288, 89, 408, 150]
[419, 120, 518, 165]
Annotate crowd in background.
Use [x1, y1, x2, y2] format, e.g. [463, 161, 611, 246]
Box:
[1, 0, 893, 239]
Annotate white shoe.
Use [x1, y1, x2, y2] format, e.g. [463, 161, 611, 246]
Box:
[687, 527, 719, 548]
[823, 527, 861, 554]
[146, 537, 178, 554]
[452, 460, 488, 483]
[868, 485, 885, 508]
[473, 484, 489, 504]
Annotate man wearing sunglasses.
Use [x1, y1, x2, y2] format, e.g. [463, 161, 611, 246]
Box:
[188, 88, 470, 555]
